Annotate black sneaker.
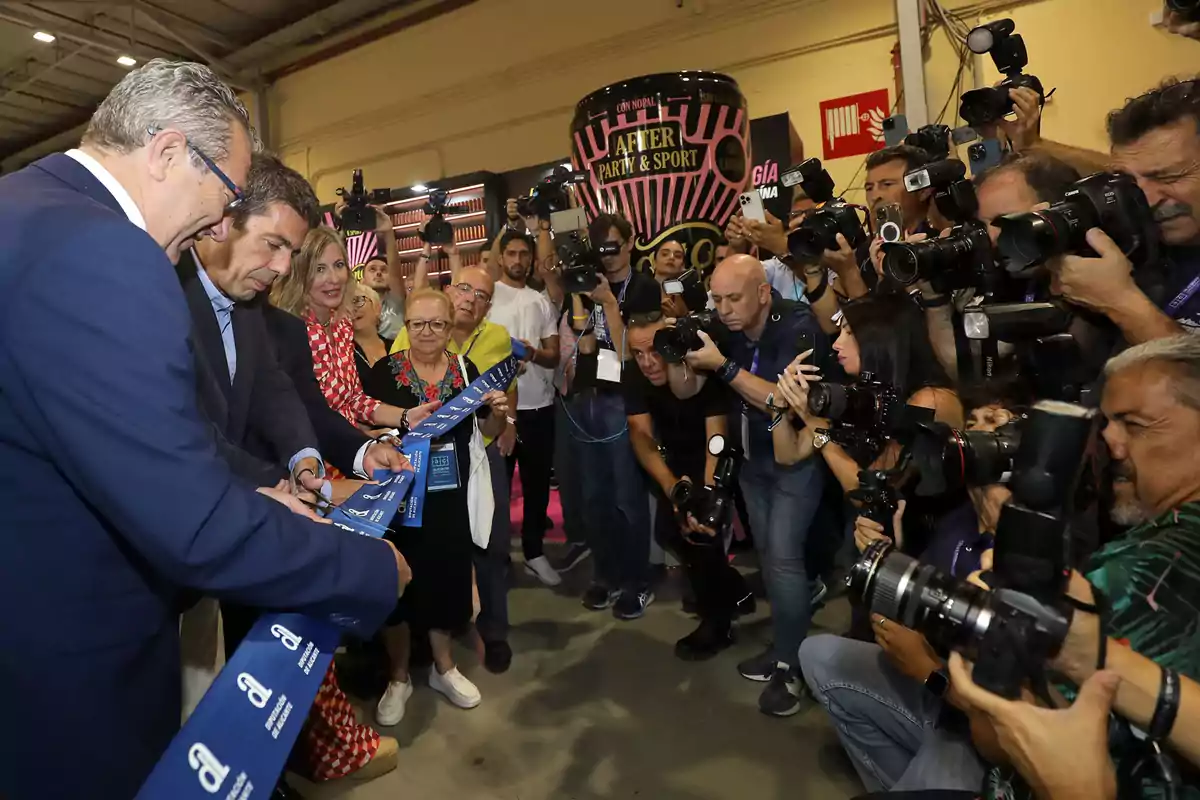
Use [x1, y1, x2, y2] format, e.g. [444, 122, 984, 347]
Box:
[554, 543, 592, 573]
[613, 589, 655, 620]
[674, 619, 734, 661]
[737, 646, 776, 682]
[582, 583, 620, 611]
[758, 663, 804, 717]
[483, 639, 512, 674]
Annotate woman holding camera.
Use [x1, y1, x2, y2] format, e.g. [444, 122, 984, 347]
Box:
[774, 292, 963, 492]
[363, 289, 509, 725]
[775, 293, 963, 574]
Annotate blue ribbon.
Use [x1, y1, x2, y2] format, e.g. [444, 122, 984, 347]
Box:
[137, 354, 517, 799]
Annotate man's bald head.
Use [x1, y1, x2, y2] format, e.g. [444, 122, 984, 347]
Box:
[452, 266, 495, 328]
[710, 254, 771, 334]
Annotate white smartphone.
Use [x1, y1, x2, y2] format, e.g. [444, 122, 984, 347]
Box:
[738, 190, 767, 223]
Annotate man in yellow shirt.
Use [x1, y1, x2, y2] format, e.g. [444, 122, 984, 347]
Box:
[393, 266, 518, 674]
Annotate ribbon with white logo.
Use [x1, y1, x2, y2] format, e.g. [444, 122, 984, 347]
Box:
[136, 354, 517, 799]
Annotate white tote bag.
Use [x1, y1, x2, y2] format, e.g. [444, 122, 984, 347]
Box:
[458, 354, 494, 549]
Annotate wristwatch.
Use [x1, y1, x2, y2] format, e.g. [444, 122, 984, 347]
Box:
[924, 667, 950, 699]
[812, 430, 831, 450]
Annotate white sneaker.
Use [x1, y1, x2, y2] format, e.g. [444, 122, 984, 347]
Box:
[524, 555, 562, 587]
[375, 679, 413, 726]
[428, 666, 481, 709]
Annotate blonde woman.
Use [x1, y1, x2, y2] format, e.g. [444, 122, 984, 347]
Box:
[272, 226, 420, 432]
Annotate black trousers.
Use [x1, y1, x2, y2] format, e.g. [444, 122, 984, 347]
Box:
[653, 490, 748, 622]
[505, 404, 556, 560]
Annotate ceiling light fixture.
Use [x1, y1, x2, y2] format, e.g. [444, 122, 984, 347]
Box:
[117, 55, 137, 67]
[33, 31, 55, 43]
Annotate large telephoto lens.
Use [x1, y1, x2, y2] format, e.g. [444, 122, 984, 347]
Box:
[883, 239, 940, 285]
[807, 382, 847, 419]
[849, 542, 994, 652]
[997, 193, 1101, 269]
[883, 226, 989, 288]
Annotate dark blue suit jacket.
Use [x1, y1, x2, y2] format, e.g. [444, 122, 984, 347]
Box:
[0, 154, 399, 800]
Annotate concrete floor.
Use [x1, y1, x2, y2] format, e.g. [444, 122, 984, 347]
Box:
[290, 552, 863, 800]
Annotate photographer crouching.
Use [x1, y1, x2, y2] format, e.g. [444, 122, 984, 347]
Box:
[819, 335, 1200, 799]
[624, 315, 751, 660]
[681, 254, 832, 717]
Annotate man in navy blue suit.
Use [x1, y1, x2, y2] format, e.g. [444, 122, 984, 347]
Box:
[0, 60, 408, 800]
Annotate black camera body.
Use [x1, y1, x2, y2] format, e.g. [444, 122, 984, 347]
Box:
[654, 310, 729, 364]
[557, 233, 620, 294]
[517, 167, 589, 220]
[420, 188, 474, 247]
[911, 418, 1023, 497]
[959, 19, 1045, 128]
[669, 434, 742, 545]
[849, 399, 1098, 698]
[807, 372, 931, 459]
[784, 158, 867, 263]
[337, 169, 396, 232]
[904, 124, 953, 160]
[883, 220, 1001, 296]
[995, 172, 1159, 270]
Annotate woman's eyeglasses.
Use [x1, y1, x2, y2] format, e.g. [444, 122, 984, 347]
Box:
[407, 319, 451, 334]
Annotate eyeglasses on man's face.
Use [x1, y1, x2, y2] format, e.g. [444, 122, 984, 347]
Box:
[352, 294, 370, 309]
[452, 283, 492, 303]
[407, 319, 451, 334]
[147, 126, 245, 211]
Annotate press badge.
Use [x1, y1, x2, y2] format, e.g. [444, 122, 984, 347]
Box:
[596, 348, 622, 384]
[426, 442, 460, 492]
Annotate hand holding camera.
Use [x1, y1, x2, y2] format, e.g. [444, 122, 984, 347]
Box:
[872, 612, 942, 685]
[1050, 228, 1137, 315]
[681, 329, 727, 372]
[776, 350, 824, 424]
[948, 652, 1121, 800]
[854, 498, 906, 553]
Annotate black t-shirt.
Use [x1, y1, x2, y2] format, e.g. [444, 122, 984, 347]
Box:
[573, 267, 662, 393]
[623, 365, 728, 479]
[724, 296, 830, 460]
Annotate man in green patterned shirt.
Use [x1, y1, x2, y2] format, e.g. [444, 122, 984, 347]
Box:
[961, 334, 1200, 800]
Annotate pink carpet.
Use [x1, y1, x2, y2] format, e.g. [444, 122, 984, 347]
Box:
[508, 465, 567, 543]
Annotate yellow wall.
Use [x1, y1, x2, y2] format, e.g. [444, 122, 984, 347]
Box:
[270, 0, 1198, 204]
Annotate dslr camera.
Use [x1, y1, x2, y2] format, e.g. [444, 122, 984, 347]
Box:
[337, 169, 396, 232]
[421, 188, 472, 247]
[653, 310, 729, 364]
[883, 160, 1004, 296]
[517, 166, 589, 220]
[995, 172, 1159, 270]
[959, 19, 1046, 128]
[911, 418, 1023, 496]
[807, 372, 931, 459]
[662, 267, 708, 315]
[781, 158, 867, 264]
[849, 400, 1097, 699]
[669, 434, 742, 545]
[557, 232, 620, 294]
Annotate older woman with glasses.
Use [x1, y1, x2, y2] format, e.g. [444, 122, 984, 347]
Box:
[362, 288, 509, 725]
[272, 226, 424, 434]
[351, 284, 393, 390]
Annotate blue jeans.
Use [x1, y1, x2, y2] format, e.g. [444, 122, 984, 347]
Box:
[799, 634, 987, 794]
[738, 455, 825, 668]
[553, 400, 587, 547]
[560, 390, 651, 590]
[473, 443, 510, 643]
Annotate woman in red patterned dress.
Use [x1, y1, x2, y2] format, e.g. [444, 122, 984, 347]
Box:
[268, 226, 413, 785]
[272, 226, 414, 433]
